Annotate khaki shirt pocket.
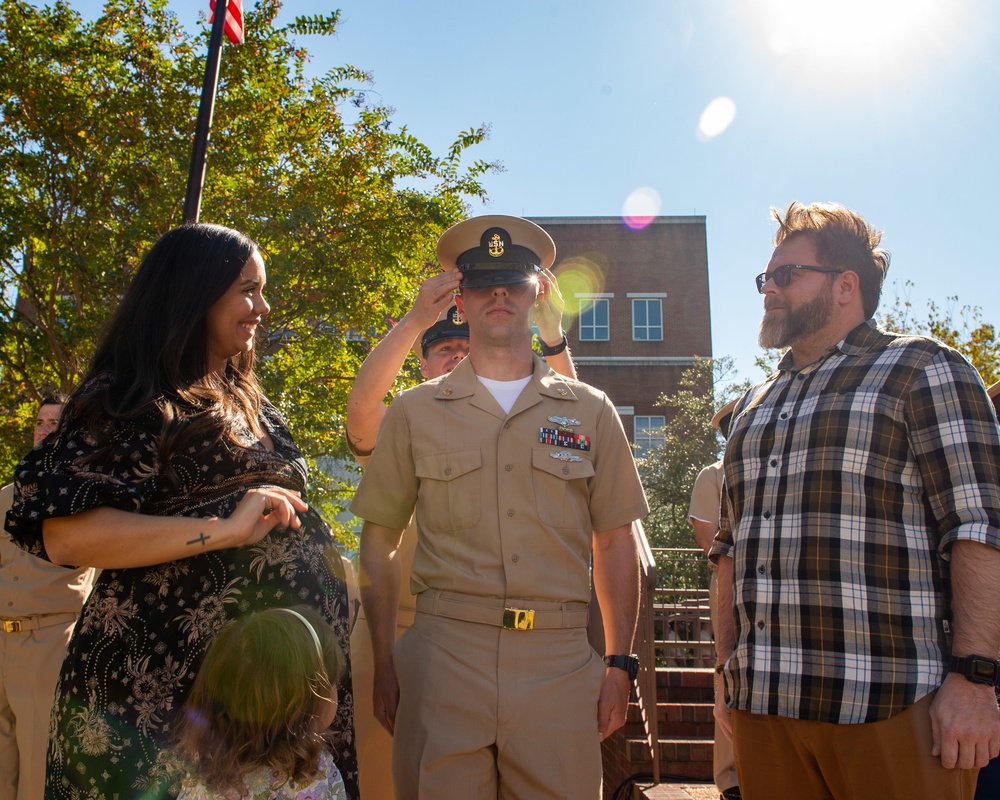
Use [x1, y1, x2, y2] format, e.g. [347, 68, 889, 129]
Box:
[531, 446, 595, 529]
[415, 449, 483, 532]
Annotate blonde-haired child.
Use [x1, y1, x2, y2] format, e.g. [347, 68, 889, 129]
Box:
[174, 605, 346, 800]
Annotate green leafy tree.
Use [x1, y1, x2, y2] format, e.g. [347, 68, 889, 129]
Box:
[880, 280, 1000, 385]
[636, 357, 750, 590]
[0, 0, 496, 545]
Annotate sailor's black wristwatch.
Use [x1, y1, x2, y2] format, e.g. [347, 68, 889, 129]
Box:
[604, 654, 640, 682]
[949, 654, 1000, 686]
[539, 333, 569, 356]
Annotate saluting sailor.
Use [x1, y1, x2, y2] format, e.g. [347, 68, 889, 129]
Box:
[351, 215, 649, 800]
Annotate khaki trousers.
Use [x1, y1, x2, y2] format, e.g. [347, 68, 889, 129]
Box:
[708, 568, 738, 792]
[0, 617, 76, 800]
[732, 692, 979, 800]
[392, 610, 605, 800]
[351, 609, 416, 800]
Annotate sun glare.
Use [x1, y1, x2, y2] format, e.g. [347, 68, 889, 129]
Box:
[756, 0, 963, 81]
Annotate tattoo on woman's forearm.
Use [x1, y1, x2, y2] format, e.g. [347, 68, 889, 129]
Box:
[187, 532, 210, 547]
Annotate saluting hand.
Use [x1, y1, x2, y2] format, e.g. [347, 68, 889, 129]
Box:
[533, 267, 566, 345]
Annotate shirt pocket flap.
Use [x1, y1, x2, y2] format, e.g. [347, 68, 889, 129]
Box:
[415, 449, 483, 482]
[531, 447, 596, 481]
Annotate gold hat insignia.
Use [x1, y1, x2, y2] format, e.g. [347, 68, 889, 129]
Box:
[488, 233, 505, 258]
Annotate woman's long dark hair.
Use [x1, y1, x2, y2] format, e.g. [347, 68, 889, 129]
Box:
[67, 223, 267, 472]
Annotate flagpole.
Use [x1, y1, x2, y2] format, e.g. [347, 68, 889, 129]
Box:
[183, 2, 229, 224]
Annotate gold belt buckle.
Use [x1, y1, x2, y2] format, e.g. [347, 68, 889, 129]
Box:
[502, 607, 534, 631]
[2, 620, 22, 634]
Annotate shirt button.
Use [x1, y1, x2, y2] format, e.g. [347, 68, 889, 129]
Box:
[770, 459, 777, 467]
[505, 464, 513, 472]
[507, 509, 515, 517]
[558, 389, 568, 396]
[444, 467, 452, 476]
[763, 511, 771, 520]
[780, 412, 788, 419]
[12, 576, 18, 582]
[757, 620, 765, 629]
[758, 565, 765, 574]
[562, 467, 569, 475]
[511, 554, 520, 563]
[503, 422, 511, 430]
[797, 374, 806, 380]
[443, 388, 453, 396]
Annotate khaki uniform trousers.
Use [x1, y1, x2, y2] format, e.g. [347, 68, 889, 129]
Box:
[708, 568, 738, 792]
[392, 607, 605, 800]
[0, 614, 77, 800]
[351, 608, 416, 800]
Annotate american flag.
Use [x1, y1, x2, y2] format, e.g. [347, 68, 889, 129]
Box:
[209, 0, 244, 45]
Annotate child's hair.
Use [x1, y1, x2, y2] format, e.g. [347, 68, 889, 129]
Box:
[174, 605, 345, 797]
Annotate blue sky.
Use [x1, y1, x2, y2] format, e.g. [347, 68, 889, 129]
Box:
[72, 0, 1000, 387]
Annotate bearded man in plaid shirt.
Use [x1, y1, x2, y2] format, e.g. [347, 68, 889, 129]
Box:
[711, 201, 1000, 799]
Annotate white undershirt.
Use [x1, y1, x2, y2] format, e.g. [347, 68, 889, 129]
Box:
[477, 375, 532, 415]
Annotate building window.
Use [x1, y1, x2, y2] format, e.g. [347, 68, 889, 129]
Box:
[579, 298, 609, 341]
[634, 415, 666, 454]
[632, 298, 663, 341]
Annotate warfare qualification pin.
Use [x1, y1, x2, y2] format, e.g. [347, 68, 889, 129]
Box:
[550, 451, 583, 463]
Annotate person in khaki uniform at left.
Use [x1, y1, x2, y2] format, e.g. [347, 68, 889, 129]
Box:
[688, 399, 741, 800]
[1, 396, 97, 800]
[351, 215, 649, 800]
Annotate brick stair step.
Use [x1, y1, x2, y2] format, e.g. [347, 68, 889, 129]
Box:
[623, 737, 715, 782]
[655, 668, 715, 704]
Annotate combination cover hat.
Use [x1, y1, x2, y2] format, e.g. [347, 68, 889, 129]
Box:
[437, 215, 556, 288]
[420, 305, 469, 356]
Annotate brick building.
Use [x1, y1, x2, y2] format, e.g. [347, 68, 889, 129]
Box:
[532, 216, 712, 452]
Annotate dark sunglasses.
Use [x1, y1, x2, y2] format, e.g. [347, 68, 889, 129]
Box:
[755, 264, 844, 293]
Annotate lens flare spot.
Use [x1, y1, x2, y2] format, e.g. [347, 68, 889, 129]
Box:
[553, 257, 607, 324]
[698, 97, 736, 140]
[622, 187, 661, 230]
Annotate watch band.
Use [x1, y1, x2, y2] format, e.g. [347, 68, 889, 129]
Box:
[604, 654, 639, 682]
[539, 334, 568, 356]
[949, 654, 1000, 686]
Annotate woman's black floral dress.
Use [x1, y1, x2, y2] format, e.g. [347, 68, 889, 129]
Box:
[6, 390, 358, 800]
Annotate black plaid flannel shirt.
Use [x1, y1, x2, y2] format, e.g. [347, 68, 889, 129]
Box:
[711, 320, 1000, 723]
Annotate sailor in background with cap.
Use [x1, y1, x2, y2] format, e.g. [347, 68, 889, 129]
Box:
[351, 215, 648, 799]
[345, 251, 575, 799]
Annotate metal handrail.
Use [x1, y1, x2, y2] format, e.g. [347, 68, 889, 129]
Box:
[631, 519, 660, 784]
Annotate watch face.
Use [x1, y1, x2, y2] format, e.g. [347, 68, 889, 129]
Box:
[972, 658, 998, 682]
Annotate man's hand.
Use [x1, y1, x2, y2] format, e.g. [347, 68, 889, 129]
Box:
[533, 267, 566, 345]
[372, 655, 401, 736]
[714, 673, 733, 742]
[929, 672, 1000, 768]
[411, 269, 462, 330]
[597, 667, 631, 741]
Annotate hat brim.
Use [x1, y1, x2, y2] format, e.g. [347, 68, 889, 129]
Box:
[459, 266, 539, 289]
[437, 215, 556, 272]
[711, 399, 738, 433]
